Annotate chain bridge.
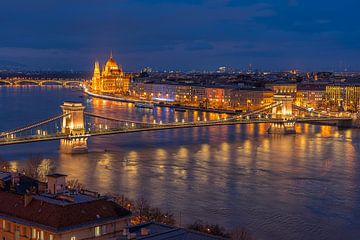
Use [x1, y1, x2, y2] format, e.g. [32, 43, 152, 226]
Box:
[0, 95, 353, 153]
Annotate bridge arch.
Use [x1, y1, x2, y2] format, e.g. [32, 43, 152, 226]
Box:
[14, 80, 39, 85]
[0, 80, 12, 85]
[63, 81, 82, 87]
[39, 80, 63, 86]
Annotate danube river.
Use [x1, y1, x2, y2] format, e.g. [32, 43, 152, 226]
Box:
[1, 87, 360, 240]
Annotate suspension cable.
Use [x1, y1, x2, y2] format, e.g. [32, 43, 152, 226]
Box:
[84, 112, 157, 125]
[1, 113, 69, 137]
[291, 104, 330, 117]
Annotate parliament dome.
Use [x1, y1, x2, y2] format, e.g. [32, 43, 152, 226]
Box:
[105, 52, 119, 70]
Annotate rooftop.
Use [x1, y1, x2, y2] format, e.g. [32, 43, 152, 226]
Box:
[0, 171, 42, 194]
[0, 191, 131, 233]
[46, 173, 67, 178]
[0, 172, 11, 181]
[121, 222, 227, 240]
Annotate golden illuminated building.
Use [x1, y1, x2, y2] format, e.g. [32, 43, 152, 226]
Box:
[91, 53, 130, 94]
[296, 85, 326, 109]
[129, 81, 274, 110]
[326, 84, 360, 112]
[267, 83, 297, 98]
[229, 89, 273, 111]
[59, 102, 88, 153]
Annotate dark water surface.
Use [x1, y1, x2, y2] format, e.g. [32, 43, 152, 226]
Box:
[1, 87, 360, 240]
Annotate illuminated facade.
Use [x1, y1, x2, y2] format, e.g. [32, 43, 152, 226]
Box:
[205, 87, 226, 108]
[229, 89, 273, 111]
[60, 102, 87, 153]
[129, 82, 274, 110]
[267, 83, 297, 98]
[296, 85, 326, 109]
[268, 95, 296, 134]
[326, 84, 360, 112]
[91, 53, 130, 94]
[130, 83, 177, 102]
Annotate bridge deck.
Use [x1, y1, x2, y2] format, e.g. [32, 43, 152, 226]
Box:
[0, 117, 353, 146]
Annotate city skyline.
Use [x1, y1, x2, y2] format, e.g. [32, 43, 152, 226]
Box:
[3, 1, 360, 240]
[0, 0, 359, 71]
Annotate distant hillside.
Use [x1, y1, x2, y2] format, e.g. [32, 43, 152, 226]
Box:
[0, 60, 37, 71]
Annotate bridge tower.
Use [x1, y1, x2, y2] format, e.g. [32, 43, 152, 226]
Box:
[59, 102, 88, 153]
[268, 95, 296, 134]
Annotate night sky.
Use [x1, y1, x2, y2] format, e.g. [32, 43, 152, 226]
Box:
[0, 0, 359, 71]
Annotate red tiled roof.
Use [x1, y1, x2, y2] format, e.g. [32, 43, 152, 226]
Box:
[0, 191, 131, 231]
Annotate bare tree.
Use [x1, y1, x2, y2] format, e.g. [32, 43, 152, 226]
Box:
[0, 157, 10, 172]
[109, 194, 175, 225]
[188, 220, 229, 238]
[230, 226, 255, 240]
[110, 194, 134, 210]
[67, 179, 85, 190]
[24, 155, 55, 181]
[135, 197, 151, 223]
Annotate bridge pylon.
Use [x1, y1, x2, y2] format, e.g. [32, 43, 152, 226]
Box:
[60, 102, 88, 153]
[268, 95, 296, 134]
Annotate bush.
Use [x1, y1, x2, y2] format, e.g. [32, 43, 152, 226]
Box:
[110, 195, 175, 225]
[187, 220, 229, 238]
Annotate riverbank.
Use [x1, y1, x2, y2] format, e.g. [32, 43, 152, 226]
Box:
[84, 89, 237, 115]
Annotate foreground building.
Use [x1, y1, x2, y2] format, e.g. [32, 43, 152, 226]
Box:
[0, 173, 132, 240]
[122, 222, 226, 239]
[0, 172, 226, 240]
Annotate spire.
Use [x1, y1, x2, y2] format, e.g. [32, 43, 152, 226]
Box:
[93, 61, 100, 77]
[110, 51, 113, 59]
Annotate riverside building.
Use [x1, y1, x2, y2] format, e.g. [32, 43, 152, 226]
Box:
[326, 84, 360, 112]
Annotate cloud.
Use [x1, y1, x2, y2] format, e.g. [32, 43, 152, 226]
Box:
[0, 0, 359, 70]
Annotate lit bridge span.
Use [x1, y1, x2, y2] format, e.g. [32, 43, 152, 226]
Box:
[0, 96, 353, 152]
[0, 78, 83, 87]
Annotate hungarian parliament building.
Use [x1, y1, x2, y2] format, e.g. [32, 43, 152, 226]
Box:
[90, 53, 130, 94]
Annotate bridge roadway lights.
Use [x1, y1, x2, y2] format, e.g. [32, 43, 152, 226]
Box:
[59, 102, 88, 153]
[268, 119, 296, 134]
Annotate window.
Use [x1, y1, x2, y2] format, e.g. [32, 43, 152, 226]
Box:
[101, 225, 106, 235]
[70, 237, 76, 240]
[2, 220, 5, 230]
[40, 231, 44, 240]
[32, 229, 37, 239]
[49, 234, 53, 240]
[95, 226, 101, 237]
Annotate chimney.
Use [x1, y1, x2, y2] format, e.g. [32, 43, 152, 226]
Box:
[127, 233, 136, 239]
[11, 172, 20, 186]
[24, 193, 33, 207]
[46, 174, 67, 195]
[140, 228, 150, 236]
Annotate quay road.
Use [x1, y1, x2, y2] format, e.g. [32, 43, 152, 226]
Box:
[0, 116, 352, 146]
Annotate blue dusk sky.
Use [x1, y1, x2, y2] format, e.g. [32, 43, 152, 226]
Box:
[0, 0, 359, 71]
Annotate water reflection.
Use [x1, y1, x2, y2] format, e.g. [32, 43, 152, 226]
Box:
[1, 87, 360, 240]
